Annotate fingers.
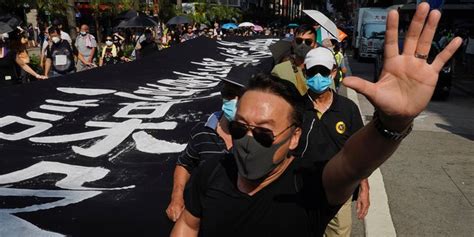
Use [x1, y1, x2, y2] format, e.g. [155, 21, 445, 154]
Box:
[402, 2, 430, 55]
[342, 76, 376, 101]
[432, 37, 463, 72]
[415, 10, 441, 57]
[384, 10, 400, 59]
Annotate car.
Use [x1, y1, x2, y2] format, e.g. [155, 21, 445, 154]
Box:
[374, 39, 452, 100]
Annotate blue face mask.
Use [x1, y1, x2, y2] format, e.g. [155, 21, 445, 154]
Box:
[306, 73, 333, 94]
[222, 99, 237, 121]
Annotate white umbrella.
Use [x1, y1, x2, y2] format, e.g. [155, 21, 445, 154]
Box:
[238, 22, 255, 28]
[303, 10, 338, 39]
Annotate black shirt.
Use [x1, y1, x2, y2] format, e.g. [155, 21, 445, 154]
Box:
[0, 48, 19, 86]
[295, 91, 364, 166]
[177, 112, 228, 173]
[185, 155, 340, 237]
[46, 40, 75, 74]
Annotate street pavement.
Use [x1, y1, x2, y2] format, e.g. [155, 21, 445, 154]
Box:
[341, 52, 474, 236]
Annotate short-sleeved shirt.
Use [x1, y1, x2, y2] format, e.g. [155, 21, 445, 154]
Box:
[295, 92, 364, 166]
[185, 155, 341, 237]
[0, 48, 18, 86]
[75, 34, 97, 58]
[271, 60, 336, 96]
[176, 111, 229, 173]
[46, 40, 75, 74]
[181, 33, 197, 42]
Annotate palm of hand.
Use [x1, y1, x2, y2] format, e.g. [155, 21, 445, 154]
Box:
[374, 54, 438, 118]
[343, 3, 461, 124]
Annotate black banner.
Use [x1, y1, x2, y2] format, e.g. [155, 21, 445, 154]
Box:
[0, 37, 276, 236]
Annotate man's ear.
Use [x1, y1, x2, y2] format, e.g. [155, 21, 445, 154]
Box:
[289, 127, 302, 151]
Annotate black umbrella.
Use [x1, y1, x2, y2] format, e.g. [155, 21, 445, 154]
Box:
[0, 22, 13, 34]
[115, 9, 139, 21]
[117, 15, 158, 28]
[269, 38, 293, 64]
[0, 13, 22, 28]
[166, 16, 191, 25]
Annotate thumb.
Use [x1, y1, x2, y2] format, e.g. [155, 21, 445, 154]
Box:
[343, 76, 376, 101]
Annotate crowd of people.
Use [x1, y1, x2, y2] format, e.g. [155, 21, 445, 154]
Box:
[0, 18, 316, 87]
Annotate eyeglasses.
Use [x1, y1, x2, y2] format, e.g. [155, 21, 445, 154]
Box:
[295, 37, 314, 46]
[229, 121, 295, 147]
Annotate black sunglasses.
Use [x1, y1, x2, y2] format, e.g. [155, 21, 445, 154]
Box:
[229, 121, 295, 147]
[295, 37, 314, 46]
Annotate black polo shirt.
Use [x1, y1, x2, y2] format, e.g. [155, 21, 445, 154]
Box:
[294, 91, 364, 167]
[185, 155, 341, 237]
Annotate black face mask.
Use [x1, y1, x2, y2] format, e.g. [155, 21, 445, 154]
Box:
[294, 43, 312, 59]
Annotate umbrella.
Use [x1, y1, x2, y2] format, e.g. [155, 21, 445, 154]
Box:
[222, 23, 238, 30]
[269, 38, 292, 63]
[287, 23, 299, 28]
[115, 10, 139, 21]
[0, 22, 13, 34]
[239, 22, 255, 27]
[0, 13, 22, 28]
[253, 25, 264, 32]
[167, 16, 191, 25]
[303, 10, 338, 39]
[117, 15, 158, 28]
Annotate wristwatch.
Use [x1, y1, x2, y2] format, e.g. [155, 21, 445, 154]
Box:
[372, 111, 413, 141]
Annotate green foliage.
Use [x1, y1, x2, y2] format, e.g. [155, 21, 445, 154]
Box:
[159, 0, 177, 21]
[36, 0, 68, 15]
[122, 44, 135, 58]
[183, 2, 242, 25]
[29, 54, 42, 74]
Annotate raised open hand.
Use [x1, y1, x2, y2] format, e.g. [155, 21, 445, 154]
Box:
[343, 2, 462, 129]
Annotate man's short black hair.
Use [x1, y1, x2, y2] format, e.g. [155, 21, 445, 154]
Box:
[246, 74, 303, 126]
[48, 26, 60, 35]
[221, 81, 245, 100]
[295, 24, 316, 37]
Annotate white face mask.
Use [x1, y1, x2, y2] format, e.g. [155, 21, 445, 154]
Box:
[52, 36, 60, 44]
[105, 40, 113, 46]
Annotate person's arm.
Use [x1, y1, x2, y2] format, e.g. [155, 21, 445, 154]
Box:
[356, 178, 370, 219]
[99, 55, 104, 66]
[166, 165, 191, 222]
[15, 55, 47, 79]
[170, 209, 200, 237]
[87, 37, 97, 63]
[322, 3, 462, 206]
[88, 47, 95, 63]
[44, 57, 52, 76]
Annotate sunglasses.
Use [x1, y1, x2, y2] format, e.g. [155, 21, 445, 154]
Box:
[295, 37, 314, 46]
[229, 121, 295, 147]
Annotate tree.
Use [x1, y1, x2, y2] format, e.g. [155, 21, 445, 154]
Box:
[66, 0, 77, 40]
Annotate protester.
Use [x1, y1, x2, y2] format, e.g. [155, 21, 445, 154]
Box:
[322, 38, 347, 91]
[53, 19, 72, 45]
[15, 32, 34, 83]
[136, 29, 158, 58]
[166, 79, 246, 222]
[75, 24, 97, 71]
[272, 24, 331, 96]
[0, 32, 46, 87]
[39, 27, 50, 70]
[181, 25, 197, 42]
[99, 35, 128, 66]
[44, 26, 76, 77]
[296, 47, 369, 236]
[170, 3, 462, 236]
